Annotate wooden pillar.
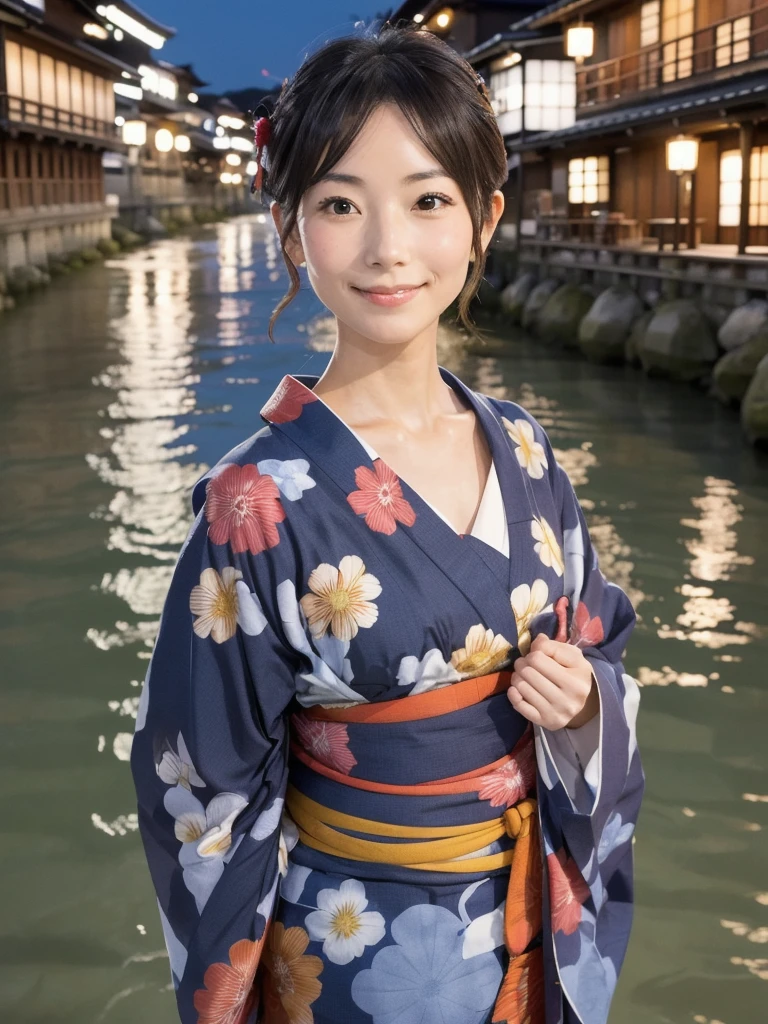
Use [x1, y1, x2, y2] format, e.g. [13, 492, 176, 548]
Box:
[738, 121, 753, 255]
[673, 172, 681, 251]
[687, 170, 697, 250]
[515, 60, 526, 253]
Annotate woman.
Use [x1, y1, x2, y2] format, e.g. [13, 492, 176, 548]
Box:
[130, 22, 644, 1024]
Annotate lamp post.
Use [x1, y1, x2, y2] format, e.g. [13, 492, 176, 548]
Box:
[666, 134, 699, 251]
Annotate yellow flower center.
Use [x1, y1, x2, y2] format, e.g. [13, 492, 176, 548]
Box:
[329, 588, 351, 612]
[330, 901, 361, 939]
[457, 650, 496, 674]
[212, 584, 238, 622]
[272, 955, 294, 995]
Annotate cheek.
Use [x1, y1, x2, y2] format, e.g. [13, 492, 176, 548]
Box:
[420, 228, 475, 286]
[301, 225, 344, 273]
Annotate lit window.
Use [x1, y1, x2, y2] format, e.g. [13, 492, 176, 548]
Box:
[568, 156, 609, 204]
[490, 60, 576, 136]
[715, 16, 751, 67]
[490, 65, 523, 135]
[522, 60, 576, 131]
[750, 146, 768, 228]
[718, 148, 768, 228]
[640, 0, 660, 46]
[662, 0, 694, 82]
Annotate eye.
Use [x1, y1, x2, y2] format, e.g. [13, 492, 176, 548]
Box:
[415, 192, 453, 212]
[318, 192, 454, 216]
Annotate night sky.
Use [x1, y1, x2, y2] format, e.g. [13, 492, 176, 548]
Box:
[144, 0, 398, 94]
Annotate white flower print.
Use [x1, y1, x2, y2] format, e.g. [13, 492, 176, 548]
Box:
[502, 416, 549, 479]
[305, 878, 386, 965]
[300, 554, 381, 642]
[257, 457, 316, 501]
[156, 732, 205, 790]
[510, 579, 553, 655]
[250, 795, 285, 841]
[278, 813, 300, 877]
[163, 785, 247, 914]
[276, 579, 363, 707]
[189, 567, 268, 643]
[396, 648, 461, 695]
[531, 516, 564, 576]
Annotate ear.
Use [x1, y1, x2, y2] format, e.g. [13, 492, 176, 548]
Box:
[270, 200, 306, 267]
[478, 190, 505, 258]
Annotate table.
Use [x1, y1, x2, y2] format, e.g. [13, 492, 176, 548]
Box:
[647, 218, 706, 250]
[537, 216, 642, 246]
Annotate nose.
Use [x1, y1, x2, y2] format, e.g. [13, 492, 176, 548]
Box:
[364, 202, 409, 267]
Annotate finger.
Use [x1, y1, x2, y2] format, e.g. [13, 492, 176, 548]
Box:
[507, 684, 543, 725]
[514, 668, 561, 711]
[523, 651, 578, 692]
[531, 635, 583, 670]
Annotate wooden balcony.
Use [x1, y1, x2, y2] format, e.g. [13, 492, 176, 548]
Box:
[0, 177, 103, 211]
[0, 93, 121, 145]
[577, 2, 768, 109]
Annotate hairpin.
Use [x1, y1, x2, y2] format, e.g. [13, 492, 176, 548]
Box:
[250, 114, 271, 194]
[475, 72, 491, 104]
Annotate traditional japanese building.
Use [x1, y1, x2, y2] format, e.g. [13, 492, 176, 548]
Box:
[507, 0, 768, 257]
[0, 0, 126, 272]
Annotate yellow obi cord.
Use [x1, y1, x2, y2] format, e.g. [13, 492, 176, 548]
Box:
[286, 785, 535, 876]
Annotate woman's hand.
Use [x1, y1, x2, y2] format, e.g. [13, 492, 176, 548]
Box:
[507, 633, 599, 730]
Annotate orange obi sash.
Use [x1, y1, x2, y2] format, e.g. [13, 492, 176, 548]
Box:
[286, 671, 545, 1023]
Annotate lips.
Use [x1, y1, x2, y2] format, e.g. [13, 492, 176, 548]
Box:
[355, 286, 424, 294]
[353, 284, 425, 307]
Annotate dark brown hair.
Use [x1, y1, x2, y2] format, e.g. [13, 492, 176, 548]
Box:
[256, 21, 508, 343]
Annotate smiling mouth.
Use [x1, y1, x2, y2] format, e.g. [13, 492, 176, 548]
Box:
[353, 284, 425, 294]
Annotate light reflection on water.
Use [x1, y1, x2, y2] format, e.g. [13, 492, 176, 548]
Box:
[0, 215, 766, 1023]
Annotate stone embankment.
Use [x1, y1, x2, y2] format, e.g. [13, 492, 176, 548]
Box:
[0, 207, 232, 315]
[473, 273, 768, 448]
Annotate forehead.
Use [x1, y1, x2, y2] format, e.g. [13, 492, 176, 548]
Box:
[311, 103, 449, 186]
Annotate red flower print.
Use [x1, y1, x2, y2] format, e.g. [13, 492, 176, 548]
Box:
[547, 848, 590, 935]
[260, 376, 318, 424]
[346, 461, 416, 535]
[478, 729, 536, 808]
[193, 933, 266, 1024]
[205, 464, 285, 555]
[569, 601, 605, 648]
[292, 715, 357, 775]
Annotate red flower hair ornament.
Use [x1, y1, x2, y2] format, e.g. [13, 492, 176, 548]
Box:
[250, 114, 271, 194]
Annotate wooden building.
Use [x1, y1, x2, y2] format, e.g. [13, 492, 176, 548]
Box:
[0, 0, 126, 272]
[507, 0, 768, 256]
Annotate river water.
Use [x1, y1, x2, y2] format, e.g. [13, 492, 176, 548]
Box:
[1, 215, 766, 1024]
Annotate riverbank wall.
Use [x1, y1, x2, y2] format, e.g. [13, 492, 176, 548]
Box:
[478, 245, 768, 449]
[0, 201, 249, 316]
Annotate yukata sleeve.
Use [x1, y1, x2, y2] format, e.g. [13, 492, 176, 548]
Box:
[533, 430, 645, 840]
[129, 470, 298, 1024]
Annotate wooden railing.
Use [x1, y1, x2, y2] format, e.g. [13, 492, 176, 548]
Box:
[0, 93, 120, 142]
[577, 2, 768, 107]
[0, 177, 103, 212]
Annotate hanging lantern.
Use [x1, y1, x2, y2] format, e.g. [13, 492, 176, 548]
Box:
[666, 134, 699, 173]
[566, 24, 594, 62]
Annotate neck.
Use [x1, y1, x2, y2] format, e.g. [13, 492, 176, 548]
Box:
[310, 328, 462, 433]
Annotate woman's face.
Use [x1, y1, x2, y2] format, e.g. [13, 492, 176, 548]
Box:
[271, 102, 504, 347]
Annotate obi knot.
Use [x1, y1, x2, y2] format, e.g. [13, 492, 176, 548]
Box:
[503, 797, 537, 839]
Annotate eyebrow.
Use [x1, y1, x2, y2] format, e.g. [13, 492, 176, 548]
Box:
[315, 169, 450, 187]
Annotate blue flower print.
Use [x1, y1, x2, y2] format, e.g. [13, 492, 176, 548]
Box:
[351, 903, 502, 1024]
